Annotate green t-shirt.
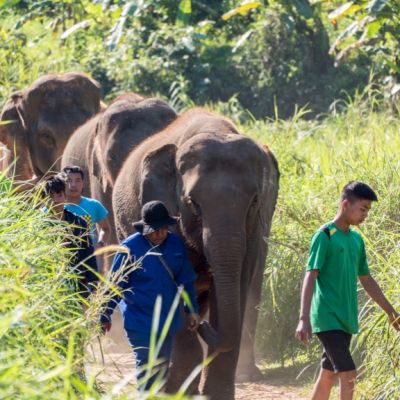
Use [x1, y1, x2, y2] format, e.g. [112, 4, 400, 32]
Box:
[307, 222, 370, 334]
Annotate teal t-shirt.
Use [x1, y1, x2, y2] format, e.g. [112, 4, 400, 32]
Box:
[306, 222, 370, 334]
[65, 197, 108, 243]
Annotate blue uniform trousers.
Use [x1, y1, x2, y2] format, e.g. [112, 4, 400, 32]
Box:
[126, 329, 174, 391]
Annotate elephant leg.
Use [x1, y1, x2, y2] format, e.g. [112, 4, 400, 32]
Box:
[165, 319, 203, 394]
[236, 235, 266, 382]
[200, 284, 240, 400]
[236, 267, 264, 382]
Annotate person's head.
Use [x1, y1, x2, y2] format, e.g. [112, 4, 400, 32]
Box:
[62, 165, 84, 198]
[43, 174, 67, 214]
[339, 181, 378, 226]
[133, 201, 178, 245]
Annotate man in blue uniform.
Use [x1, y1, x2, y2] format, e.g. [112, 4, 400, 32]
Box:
[100, 201, 200, 390]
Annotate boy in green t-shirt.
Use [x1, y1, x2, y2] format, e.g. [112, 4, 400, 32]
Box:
[295, 181, 400, 400]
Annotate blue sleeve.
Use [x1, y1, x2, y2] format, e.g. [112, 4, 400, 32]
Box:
[100, 251, 130, 323]
[174, 242, 198, 313]
[175, 246, 197, 285]
[94, 200, 109, 223]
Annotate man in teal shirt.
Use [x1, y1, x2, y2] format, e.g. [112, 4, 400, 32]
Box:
[295, 181, 399, 400]
[62, 165, 111, 249]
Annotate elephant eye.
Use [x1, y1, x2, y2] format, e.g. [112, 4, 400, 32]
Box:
[185, 196, 201, 217]
[39, 132, 55, 148]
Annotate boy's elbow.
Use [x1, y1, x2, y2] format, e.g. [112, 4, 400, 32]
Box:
[306, 269, 319, 279]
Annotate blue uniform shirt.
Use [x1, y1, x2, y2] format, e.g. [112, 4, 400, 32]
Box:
[101, 232, 199, 335]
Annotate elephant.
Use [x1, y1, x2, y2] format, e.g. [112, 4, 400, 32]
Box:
[0, 72, 101, 183]
[61, 92, 177, 250]
[112, 108, 279, 399]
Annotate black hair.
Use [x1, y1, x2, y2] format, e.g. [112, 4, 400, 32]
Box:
[62, 165, 84, 179]
[340, 181, 378, 202]
[44, 174, 66, 196]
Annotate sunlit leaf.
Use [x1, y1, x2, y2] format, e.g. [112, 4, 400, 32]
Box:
[366, 18, 383, 38]
[367, 0, 388, 14]
[176, 0, 191, 27]
[0, 0, 21, 9]
[60, 20, 90, 41]
[328, 2, 362, 21]
[105, 1, 138, 49]
[390, 84, 400, 96]
[232, 29, 253, 53]
[222, 1, 262, 21]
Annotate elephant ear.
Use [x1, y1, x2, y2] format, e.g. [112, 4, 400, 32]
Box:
[260, 144, 280, 235]
[91, 117, 113, 193]
[139, 143, 178, 215]
[0, 92, 34, 180]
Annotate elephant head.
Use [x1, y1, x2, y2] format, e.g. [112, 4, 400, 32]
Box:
[91, 95, 177, 193]
[138, 122, 279, 353]
[0, 72, 101, 180]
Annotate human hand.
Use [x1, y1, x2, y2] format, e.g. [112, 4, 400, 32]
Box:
[96, 240, 105, 250]
[388, 311, 400, 331]
[101, 321, 112, 334]
[188, 313, 200, 331]
[295, 317, 312, 345]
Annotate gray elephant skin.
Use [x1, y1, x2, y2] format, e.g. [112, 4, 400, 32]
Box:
[112, 108, 279, 399]
[61, 92, 177, 248]
[0, 72, 101, 180]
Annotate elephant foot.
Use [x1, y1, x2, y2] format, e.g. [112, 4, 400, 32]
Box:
[235, 364, 263, 382]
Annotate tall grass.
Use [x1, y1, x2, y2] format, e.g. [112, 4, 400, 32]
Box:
[0, 176, 202, 399]
[0, 175, 99, 398]
[233, 90, 400, 398]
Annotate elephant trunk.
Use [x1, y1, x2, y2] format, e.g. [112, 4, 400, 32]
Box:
[203, 229, 246, 353]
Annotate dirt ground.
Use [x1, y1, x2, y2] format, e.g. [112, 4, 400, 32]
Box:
[86, 309, 308, 399]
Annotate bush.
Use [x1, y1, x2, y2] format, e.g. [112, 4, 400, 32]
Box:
[236, 91, 400, 397]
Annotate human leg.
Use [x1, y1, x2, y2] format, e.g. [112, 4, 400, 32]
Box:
[338, 369, 357, 400]
[315, 330, 356, 400]
[311, 368, 338, 400]
[126, 330, 174, 391]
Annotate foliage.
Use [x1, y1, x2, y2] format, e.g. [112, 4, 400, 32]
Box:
[0, 176, 98, 398]
[0, 175, 198, 398]
[328, 0, 400, 100]
[0, 0, 373, 118]
[233, 89, 400, 397]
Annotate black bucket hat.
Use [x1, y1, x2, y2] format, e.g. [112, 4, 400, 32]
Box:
[133, 200, 178, 235]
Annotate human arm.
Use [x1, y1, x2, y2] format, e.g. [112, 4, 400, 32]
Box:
[96, 216, 111, 247]
[100, 251, 130, 332]
[359, 274, 400, 331]
[183, 280, 200, 331]
[295, 230, 328, 345]
[295, 269, 319, 345]
[175, 244, 200, 331]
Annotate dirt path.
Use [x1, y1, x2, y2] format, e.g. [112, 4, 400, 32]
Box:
[86, 310, 307, 399]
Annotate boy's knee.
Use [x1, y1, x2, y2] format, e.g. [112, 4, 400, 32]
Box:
[339, 369, 357, 384]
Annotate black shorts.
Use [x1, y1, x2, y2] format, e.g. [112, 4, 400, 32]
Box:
[316, 330, 356, 372]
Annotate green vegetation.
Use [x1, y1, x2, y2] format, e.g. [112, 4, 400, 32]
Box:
[1, 1, 400, 398]
[1, 0, 397, 118]
[0, 177, 196, 398]
[0, 176, 98, 398]
[237, 90, 400, 398]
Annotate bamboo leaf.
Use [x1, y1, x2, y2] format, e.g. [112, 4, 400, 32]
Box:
[222, 1, 262, 21]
